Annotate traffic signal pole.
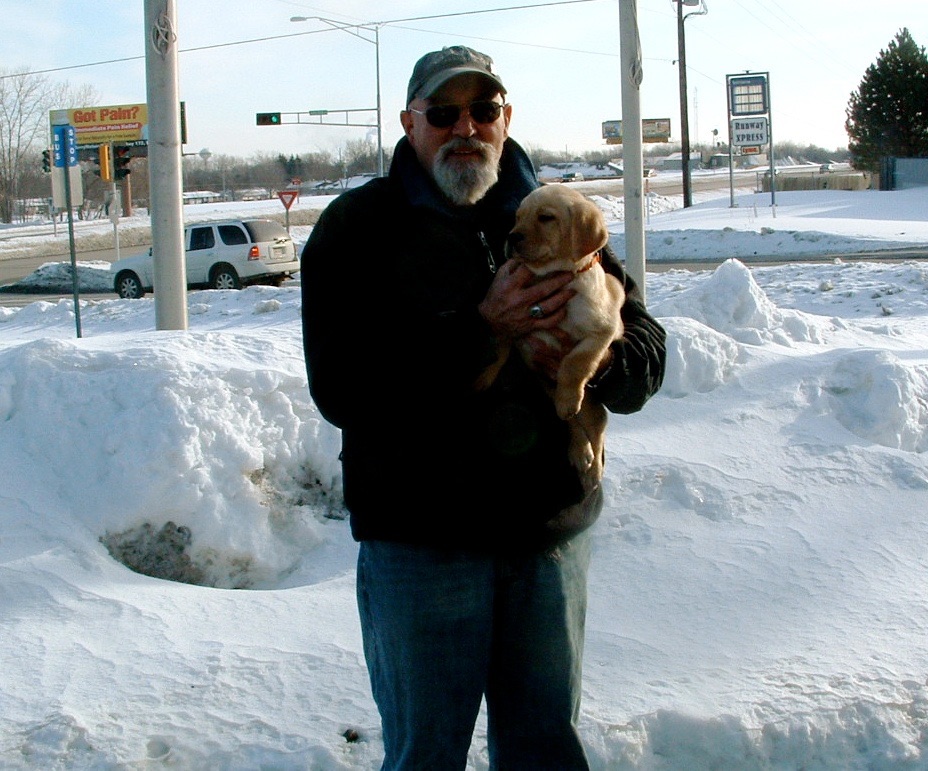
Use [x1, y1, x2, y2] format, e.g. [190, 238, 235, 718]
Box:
[107, 144, 123, 263]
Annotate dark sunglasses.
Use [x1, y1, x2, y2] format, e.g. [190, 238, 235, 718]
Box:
[409, 100, 505, 129]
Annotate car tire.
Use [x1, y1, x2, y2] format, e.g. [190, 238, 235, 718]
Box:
[210, 264, 241, 290]
[115, 271, 145, 299]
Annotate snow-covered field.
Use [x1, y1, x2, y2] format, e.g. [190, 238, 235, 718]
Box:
[2, 184, 928, 769]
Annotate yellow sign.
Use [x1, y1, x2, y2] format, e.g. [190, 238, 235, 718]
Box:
[50, 103, 148, 146]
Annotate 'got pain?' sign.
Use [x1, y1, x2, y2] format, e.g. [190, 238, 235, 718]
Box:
[49, 104, 148, 147]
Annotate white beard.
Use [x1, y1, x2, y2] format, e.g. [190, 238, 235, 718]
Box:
[432, 137, 502, 206]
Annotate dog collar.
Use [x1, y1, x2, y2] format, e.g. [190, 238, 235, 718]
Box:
[576, 252, 602, 274]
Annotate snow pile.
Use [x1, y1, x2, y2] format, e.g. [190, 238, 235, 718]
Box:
[2, 187, 928, 769]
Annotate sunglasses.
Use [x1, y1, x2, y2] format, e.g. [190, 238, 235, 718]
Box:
[409, 100, 505, 129]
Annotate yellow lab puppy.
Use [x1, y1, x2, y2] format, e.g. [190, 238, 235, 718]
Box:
[477, 184, 625, 490]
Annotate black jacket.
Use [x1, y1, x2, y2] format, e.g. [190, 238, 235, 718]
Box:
[301, 137, 665, 552]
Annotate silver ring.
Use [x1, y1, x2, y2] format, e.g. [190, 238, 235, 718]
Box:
[529, 304, 544, 319]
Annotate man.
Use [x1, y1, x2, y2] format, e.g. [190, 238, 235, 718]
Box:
[301, 46, 665, 770]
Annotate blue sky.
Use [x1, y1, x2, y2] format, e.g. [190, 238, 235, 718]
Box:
[2, 0, 921, 159]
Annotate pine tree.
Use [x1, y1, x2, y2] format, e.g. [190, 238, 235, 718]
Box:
[845, 28, 928, 173]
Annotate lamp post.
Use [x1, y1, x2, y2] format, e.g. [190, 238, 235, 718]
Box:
[675, 0, 707, 208]
[290, 16, 384, 177]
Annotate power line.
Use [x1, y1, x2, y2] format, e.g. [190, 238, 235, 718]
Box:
[1, 0, 606, 80]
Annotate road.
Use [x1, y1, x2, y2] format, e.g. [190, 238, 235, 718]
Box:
[0, 246, 124, 308]
[2, 171, 924, 309]
[0, 246, 128, 288]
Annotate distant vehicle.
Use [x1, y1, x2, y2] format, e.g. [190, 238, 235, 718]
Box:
[561, 172, 585, 182]
[643, 168, 657, 178]
[112, 219, 299, 299]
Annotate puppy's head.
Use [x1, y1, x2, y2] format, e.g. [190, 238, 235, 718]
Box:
[506, 184, 609, 268]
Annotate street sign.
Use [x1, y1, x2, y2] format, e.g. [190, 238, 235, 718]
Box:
[52, 124, 78, 168]
[277, 190, 299, 210]
[51, 124, 83, 208]
[725, 71, 776, 210]
[48, 122, 84, 336]
[731, 117, 769, 147]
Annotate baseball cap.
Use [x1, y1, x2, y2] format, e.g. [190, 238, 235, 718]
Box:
[406, 46, 506, 106]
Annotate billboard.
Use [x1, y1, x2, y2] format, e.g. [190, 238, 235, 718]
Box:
[602, 118, 671, 145]
[50, 103, 148, 147]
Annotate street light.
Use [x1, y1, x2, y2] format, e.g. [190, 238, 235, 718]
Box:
[290, 16, 384, 177]
[675, 0, 707, 208]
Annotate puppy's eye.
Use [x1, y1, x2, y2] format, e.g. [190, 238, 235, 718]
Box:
[538, 213, 556, 223]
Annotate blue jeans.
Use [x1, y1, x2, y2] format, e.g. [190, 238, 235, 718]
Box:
[356, 533, 592, 771]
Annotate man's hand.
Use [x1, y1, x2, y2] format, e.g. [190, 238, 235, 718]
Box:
[478, 261, 574, 340]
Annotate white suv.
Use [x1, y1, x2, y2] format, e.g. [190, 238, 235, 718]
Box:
[112, 219, 299, 299]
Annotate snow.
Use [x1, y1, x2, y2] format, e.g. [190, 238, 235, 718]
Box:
[2, 181, 928, 769]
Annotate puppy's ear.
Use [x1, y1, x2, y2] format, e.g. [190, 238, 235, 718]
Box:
[571, 199, 609, 258]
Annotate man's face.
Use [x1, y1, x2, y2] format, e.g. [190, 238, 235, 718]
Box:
[401, 74, 512, 205]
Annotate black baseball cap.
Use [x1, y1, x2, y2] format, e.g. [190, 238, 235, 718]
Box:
[406, 46, 506, 106]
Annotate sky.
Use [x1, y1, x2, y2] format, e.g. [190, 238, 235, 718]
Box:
[2, 183, 928, 767]
[1, 0, 922, 161]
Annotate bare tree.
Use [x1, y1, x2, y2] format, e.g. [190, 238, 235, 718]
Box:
[0, 67, 97, 222]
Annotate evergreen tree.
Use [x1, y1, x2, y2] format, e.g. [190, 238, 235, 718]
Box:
[846, 28, 928, 172]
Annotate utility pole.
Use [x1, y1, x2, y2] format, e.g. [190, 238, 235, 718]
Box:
[676, 0, 692, 208]
[619, 0, 646, 299]
[144, 0, 188, 331]
[676, 0, 707, 209]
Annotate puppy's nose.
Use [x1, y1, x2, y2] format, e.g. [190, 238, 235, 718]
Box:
[507, 231, 524, 248]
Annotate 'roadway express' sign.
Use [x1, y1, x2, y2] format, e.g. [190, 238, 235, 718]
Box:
[731, 117, 769, 147]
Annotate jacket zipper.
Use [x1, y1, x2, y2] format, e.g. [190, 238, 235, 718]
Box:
[478, 231, 497, 274]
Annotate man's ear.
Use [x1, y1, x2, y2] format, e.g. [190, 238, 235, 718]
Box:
[400, 110, 415, 142]
[502, 102, 513, 138]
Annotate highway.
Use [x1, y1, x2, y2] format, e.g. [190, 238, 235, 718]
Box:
[3, 170, 924, 309]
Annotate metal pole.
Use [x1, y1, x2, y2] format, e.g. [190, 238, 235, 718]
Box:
[767, 75, 776, 212]
[109, 143, 122, 263]
[145, 0, 188, 331]
[676, 0, 692, 208]
[63, 145, 82, 339]
[375, 25, 384, 176]
[619, 0, 646, 300]
[726, 75, 736, 208]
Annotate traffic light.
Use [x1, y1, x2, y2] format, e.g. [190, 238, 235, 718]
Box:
[98, 145, 113, 182]
[256, 112, 281, 126]
[113, 146, 131, 179]
[41, 148, 51, 173]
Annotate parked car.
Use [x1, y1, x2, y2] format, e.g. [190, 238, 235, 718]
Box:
[561, 172, 585, 182]
[112, 219, 299, 299]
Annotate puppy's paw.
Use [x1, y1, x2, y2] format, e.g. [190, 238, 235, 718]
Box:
[579, 465, 603, 493]
[571, 445, 604, 493]
[556, 393, 583, 421]
[568, 442, 595, 475]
